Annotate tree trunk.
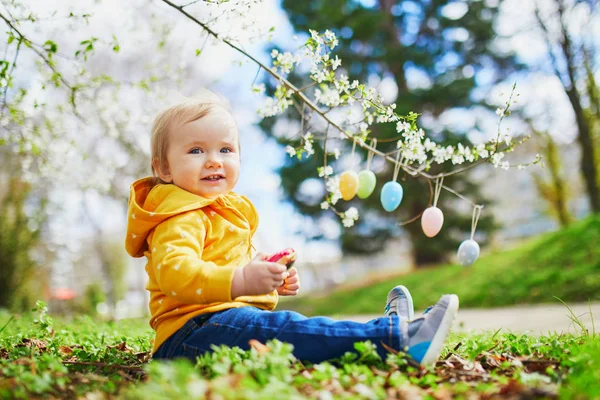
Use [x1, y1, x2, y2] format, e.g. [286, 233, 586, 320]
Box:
[564, 86, 599, 212]
[547, 140, 572, 227]
[533, 133, 573, 227]
[582, 47, 600, 121]
[556, 1, 600, 212]
[378, 0, 408, 93]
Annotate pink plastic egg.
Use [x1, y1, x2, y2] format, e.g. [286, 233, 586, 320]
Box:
[421, 206, 444, 237]
[339, 171, 359, 201]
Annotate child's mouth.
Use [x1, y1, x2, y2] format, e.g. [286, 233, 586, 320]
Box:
[202, 175, 225, 182]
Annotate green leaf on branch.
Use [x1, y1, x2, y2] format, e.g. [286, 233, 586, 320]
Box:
[43, 40, 58, 54]
[0, 60, 9, 78]
[111, 35, 120, 53]
[51, 72, 62, 87]
[75, 37, 98, 60]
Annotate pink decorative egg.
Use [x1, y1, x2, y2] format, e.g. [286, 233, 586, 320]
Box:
[421, 206, 444, 237]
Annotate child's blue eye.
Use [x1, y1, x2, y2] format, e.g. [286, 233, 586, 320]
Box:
[221, 148, 232, 153]
[190, 148, 202, 154]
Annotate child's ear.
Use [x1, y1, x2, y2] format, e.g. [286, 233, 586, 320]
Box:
[152, 158, 172, 183]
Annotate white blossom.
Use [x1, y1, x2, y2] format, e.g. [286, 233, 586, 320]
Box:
[331, 55, 342, 70]
[310, 29, 321, 42]
[285, 145, 296, 157]
[335, 74, 350, 93]
[330, 193, 341, 205]
[396, 121, 411, 133]
[424, 138, 437, 151]
[304, 141, 314, 156]
[345, 207, 358, 219]
[315, 86, 341, 107]
[342, 218, 355, 228]
[326, 175, 340, 193]
[452, 154, 465, 165]
[491, 152, 505, 167]
[318, 165, 333, 177]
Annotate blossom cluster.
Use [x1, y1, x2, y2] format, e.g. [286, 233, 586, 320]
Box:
[254, 30, 539, 227]
[261, 30, 525, 170]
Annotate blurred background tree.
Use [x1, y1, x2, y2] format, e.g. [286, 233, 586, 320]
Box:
[0, 150, 47, 311]
[532, 0, 599, 213]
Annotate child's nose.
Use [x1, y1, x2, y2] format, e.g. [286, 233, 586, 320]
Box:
[206, 154, 224, 168]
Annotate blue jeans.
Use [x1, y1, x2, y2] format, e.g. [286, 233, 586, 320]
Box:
[152, 306, 404, 364]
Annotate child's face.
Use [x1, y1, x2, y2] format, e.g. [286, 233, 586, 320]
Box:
[161, 108, 241, 198]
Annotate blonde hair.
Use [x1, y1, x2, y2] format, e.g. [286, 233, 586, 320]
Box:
[150, 89, 232, 182]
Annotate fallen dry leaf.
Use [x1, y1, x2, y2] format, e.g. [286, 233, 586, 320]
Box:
[18, 338, 48, 351]
[107, 342, 133, 353]
[248, 339, 270, 354]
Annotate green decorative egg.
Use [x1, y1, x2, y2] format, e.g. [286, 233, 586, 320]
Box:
[357, 170, 376, 199]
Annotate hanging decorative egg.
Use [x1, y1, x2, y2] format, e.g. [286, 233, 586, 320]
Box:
[380, 181, 403, 212]
[421, 206, 444, 238]
[457, 239, 479, 266]
[339, 171, 359, 201]
[357, 170, 376, 199]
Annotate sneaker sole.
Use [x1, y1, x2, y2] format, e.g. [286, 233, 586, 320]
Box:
[396, 285, 414, 320]
[420, 294, 459, 366]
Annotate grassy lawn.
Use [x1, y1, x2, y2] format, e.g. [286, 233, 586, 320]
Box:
[1, 216, 597, 398]
[279, 215, 600, 316]
[0, 303, 599, 398]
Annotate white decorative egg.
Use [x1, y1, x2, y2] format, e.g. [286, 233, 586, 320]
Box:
[457, 239, 479, 266]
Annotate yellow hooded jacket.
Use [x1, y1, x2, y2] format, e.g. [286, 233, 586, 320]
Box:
[125, 177, 277, 353]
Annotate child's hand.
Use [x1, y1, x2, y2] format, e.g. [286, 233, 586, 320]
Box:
[232, 253, 288, 297]
[277, 267, 300, 296]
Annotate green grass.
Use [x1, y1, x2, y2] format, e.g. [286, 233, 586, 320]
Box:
[0, 216, 597, 398]
[279, 215, 600, 316]
[0, 303, 599, 398]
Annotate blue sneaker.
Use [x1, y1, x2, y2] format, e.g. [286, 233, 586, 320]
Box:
[384, 285, 414, 320]
[404, 294, 459, 366]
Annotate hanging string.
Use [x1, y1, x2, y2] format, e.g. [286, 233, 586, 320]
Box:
[433, 176, 444, 207]
[366, 138, 377, 171]
[350, 138, 357, 170]
[470, 205, 483, 240]
[392, 150, 402, 182]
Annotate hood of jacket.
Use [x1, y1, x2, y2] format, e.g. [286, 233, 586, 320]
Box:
[125, 177, 227, 257]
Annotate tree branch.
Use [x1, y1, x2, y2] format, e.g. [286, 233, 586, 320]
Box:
[0, 11, 73, 89]
[159, 0, 484, 207]
[533, 3, 569, 89]
[1, 39, 21, 116]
